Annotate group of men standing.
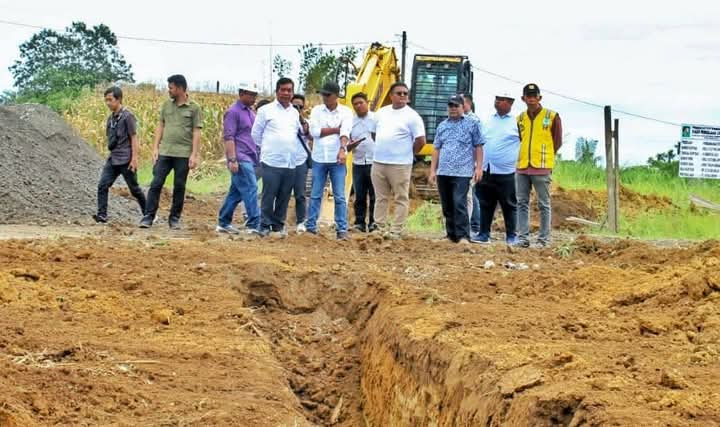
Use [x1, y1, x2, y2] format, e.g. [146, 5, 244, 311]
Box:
[95, 75, 560, 247]
[429, 83, 562, 246]
[217, 78, 426, 240]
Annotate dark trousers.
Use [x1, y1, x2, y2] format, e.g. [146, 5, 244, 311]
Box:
[352, 164, 375, 228]
[292, 162, 309, 224]
[437, 175, 470, 242]
[260, 162, 295, 232]
[97, 159, 146, 217]
[476, 171, 517, 240]
[145, 155, 190, 220]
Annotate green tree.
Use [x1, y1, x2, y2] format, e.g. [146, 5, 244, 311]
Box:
[647, 145, 680, 176]
[9, 21, 133, 106]
[574, 137, 601, 166]
[272, 54, 292, 79]
[297, 44, 360, 94]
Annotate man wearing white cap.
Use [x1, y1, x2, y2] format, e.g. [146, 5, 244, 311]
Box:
[217, 82, 262, 234]
[472, 93, 520, 245]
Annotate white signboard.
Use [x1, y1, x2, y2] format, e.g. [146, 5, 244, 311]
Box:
[679, 124, 720, 179]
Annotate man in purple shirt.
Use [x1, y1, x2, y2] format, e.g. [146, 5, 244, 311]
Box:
[216, 83, 262, 234]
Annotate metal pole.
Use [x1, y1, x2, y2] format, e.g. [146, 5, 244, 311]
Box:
[401, 30, 407, 82]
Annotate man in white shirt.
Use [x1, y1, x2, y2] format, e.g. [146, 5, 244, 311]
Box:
[349, 92, 377, 232]
[305, 82, 354, 240]
[371, 82, 426, 238]
[251, 77, 302, 237]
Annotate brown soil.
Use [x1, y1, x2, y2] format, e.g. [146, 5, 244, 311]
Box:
[1, 197, 719, 426]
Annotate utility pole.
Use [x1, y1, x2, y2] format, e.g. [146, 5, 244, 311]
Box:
[401, 30, 407, 82]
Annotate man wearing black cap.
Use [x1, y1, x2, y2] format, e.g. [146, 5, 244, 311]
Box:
[516, 83, 563, 247]
[305, 81, 353, 239]
[428, 94, 484, 244]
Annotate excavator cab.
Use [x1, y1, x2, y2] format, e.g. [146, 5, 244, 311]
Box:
[410, 55, 473, 157]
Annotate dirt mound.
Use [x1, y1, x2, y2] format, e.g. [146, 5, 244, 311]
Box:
[0, 104, 139, 225]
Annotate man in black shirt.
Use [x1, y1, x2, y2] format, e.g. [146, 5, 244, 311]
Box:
[94, 86, 146, 223]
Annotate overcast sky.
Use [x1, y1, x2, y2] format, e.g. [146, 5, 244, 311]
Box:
[1, 0, 719, 164]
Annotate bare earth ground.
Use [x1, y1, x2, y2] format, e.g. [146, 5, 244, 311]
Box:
[1, 195, 719, 427]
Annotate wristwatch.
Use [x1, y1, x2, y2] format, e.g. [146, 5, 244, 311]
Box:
[227, 158, 237, 164]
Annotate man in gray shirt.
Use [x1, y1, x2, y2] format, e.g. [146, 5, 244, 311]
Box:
[94, 86, 146, 223]
[349, 92, 377, 232]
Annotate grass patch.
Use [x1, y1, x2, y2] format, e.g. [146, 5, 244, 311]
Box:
[615, 209, 720, 240]
[137, 164, 230, 195]
[406, 201, 444, 233]
[406, 162, 720, 240]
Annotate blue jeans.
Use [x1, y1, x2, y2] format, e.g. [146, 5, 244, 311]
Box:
[218, 161, 260, 230]
[306, 162, 347, 233]
[470, 188, 481, 233]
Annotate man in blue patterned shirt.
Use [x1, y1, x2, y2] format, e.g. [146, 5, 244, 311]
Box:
[429, 95, 485, 243]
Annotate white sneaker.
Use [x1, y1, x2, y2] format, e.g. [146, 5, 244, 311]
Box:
[296, 222, 307, 234]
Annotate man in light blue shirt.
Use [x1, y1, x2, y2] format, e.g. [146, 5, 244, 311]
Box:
[472, 94, 521, 245]
[305, 81, 354, 240]
[251, 77, 302, 236]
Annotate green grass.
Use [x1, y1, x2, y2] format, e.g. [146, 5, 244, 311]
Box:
[136, 164, 230, 195]
[406, 161, 720, 240]
[405, 201, 444, 233]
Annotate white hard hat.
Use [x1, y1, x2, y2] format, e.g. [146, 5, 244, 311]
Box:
[238, 82, 260, 94]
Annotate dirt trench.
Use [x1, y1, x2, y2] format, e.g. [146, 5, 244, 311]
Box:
[2, 233, 720, 426]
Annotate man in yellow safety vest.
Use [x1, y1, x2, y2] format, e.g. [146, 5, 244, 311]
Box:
[516, 83, 563, 247]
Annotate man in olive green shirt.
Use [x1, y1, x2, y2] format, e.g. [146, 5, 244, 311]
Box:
[140, 74, 202, 229]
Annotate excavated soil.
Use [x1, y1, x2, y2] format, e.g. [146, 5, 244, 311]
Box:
[0, 105, 139, 225]
[1, 207, 719, 426]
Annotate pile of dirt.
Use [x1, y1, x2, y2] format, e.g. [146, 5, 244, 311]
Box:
[0, 104, 139, 225]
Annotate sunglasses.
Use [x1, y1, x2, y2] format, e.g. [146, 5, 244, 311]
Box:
[448, 103, 462, 108]
[393, 91, 408, 96]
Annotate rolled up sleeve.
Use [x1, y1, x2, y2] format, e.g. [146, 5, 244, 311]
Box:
[309, 106, 323, 140]
[223, 109, 237, 141]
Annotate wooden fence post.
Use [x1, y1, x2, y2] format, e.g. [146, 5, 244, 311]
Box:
[604, 106, 618, 233]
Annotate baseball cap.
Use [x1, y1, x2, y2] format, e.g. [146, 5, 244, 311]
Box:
[522, 83, 540, 96]
[319, 81, 341, 96]
[448, 94, 464, 106]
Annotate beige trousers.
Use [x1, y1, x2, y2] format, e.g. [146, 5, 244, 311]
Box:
[371, 162, 413, 233]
